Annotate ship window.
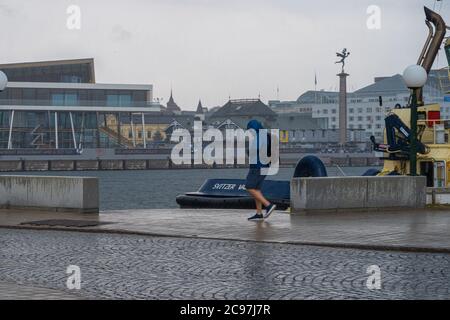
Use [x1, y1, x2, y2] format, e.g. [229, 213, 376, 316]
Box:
[417, 111, 426, 121]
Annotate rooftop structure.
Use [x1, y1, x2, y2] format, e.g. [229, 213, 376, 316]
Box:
[166, 91, 181, 112]
[0, 58, 96, 83]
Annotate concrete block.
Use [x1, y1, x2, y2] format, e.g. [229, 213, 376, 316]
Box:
[366, 176, 426, 208]
[0, 161, 22, 172]
[124, 160, 147, 170]
[147, 159, 170, 169]
[100, 160, 124, 170]
[24, 161, 49, 171]
[291, 176, 426, 213]
[0, 175, 99, 213]
[75, 160, 99, 171]
[50, 160, 75, 171]
[291, 177, 367, 211]
[426, 188, 450, 205]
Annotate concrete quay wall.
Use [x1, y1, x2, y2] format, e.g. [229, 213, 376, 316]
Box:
[291, 176, 426, 213]
[0, 175, 99, 213]
[0, 157, 381, 172]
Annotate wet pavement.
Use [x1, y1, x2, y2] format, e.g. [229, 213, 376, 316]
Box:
[0, 281, 81, 300]
[1, 207, 450, 252]
[0, 228, 449, 300]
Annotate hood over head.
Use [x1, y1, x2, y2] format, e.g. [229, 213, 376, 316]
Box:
[246, 119, 263, 131]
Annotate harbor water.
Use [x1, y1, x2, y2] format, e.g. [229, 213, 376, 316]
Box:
[2, 167, 377, 210]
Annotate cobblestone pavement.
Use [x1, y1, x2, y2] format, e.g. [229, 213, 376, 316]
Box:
[0, 228, 449, 300]
[0, 282, 81, 300]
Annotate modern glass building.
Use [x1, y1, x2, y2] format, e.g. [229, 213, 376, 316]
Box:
[0, 58, 157, 150]
[0, 58, 95, 83]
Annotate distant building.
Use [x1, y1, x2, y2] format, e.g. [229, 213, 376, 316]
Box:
[271, 70, 448, 139]
[113, 113, 196, 146]
[208, 99, 277, 128]
[195, 100, 205, 121]
[166, 90, 181, 113]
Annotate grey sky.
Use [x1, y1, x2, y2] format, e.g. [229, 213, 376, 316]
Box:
[0, 0, 448, 110]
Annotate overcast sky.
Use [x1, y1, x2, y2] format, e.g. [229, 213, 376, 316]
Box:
[0, 0, 448, 109]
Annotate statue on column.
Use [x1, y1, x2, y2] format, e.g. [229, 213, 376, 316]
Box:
[335, 48, 350, 73]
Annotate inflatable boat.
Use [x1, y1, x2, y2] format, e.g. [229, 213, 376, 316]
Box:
[176, 155, 328, 209]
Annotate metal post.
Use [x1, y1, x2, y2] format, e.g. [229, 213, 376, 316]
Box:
[117, 112, 121, 146]
[142, 112, 147, 149]
[7, 110, 14, 149]
[130, 114, 136, 147]
[54, 111, 59, 149]
[410, 89, 418, 176]
[96, 112, 100, 148]
[79, 112, 85, 149]
[69, 112, 77, 149]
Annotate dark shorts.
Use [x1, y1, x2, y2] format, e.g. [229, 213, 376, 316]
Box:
[245, 168, 266, 190]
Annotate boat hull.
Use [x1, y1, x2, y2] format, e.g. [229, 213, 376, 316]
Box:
[176, 179, 290, 210]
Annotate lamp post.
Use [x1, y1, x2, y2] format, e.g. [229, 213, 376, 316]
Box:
[0, 70, 10, 149]
[402, 65, 428, 176]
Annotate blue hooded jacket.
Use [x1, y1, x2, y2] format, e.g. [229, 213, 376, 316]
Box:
[247, 120, 271, 169]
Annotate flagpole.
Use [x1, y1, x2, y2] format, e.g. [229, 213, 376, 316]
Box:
[314, 71, 317, 104]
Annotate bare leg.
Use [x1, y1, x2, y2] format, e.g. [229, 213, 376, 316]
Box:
[255, 199, 263, 214]
[247, 189, 270, 208]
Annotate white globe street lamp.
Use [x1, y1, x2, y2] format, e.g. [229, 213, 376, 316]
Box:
[403, 65, 428, 89]
[0, 70, 7, 91]
[402, 65, 428, 176]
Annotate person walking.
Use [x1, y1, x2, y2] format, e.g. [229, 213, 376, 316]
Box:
[245, 120, 276, 221]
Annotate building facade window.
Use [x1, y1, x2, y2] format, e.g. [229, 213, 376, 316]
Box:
[107, 94, 132, 107]
[51, 93, 78, 106]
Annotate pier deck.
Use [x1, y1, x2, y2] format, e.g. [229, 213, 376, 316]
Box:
[1, 207, 450, 253]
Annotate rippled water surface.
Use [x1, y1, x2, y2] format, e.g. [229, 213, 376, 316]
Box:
[4, 167, 377, 210]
